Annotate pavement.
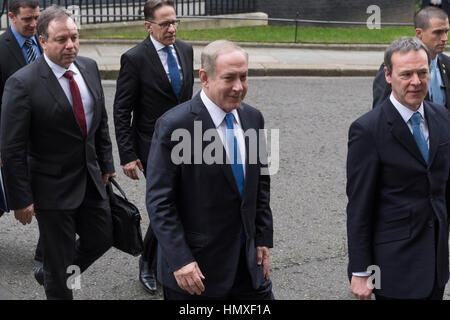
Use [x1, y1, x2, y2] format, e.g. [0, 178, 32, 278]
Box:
[79, 39, 391, 79]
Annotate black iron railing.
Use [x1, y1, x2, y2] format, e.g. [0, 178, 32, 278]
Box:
[0, 0, 256, 29]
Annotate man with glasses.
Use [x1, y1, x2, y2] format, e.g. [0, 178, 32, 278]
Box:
[113, 0, 194, 295]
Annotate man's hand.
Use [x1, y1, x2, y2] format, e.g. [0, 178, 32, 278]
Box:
[102, 172, 117, 186]
[257, 246, 271, 280]
[14, 204, 35, 225]
[173, 261, 206, 295]
[122, 159, 144, 180]
[350, 275, 373, 300]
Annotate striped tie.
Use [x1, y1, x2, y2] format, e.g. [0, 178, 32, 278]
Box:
[25, 38, 37, 64]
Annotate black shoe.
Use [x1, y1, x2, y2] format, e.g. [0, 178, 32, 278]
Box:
[0, 210, 4, 218]
[139, 257, 157, 294]
[34, 267, 44, 286]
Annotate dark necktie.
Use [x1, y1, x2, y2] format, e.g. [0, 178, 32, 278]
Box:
[411, 112, 428, 164]
[63, 71, 87, 136]
[224, 113, 244, 195]
[163, 46, 182, 98]
[24, 38, 37, 64]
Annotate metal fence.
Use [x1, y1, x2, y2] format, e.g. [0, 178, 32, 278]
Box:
[0, 0, 256, 29]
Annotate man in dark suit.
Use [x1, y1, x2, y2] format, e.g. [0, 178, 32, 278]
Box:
[372, 6, 450, 109]
[146, 40, 274, 299]
[0, 0, 41, 221]
[1, 5, 116, 300]
[113, 0, 193, 293]
[347, 36, 450, 300]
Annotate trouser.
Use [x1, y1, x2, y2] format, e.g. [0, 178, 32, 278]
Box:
[35, 177, 113, 300]
[142, 225, 157, 270]
[141, 160, 157, 269]
[163, 246, 274, 300]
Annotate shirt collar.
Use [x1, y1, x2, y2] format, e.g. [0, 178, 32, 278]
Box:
[200, 90, 241, 128]
[389, 93, 425, 123]
[43, 53, 79, 79]
[150, 35, 174, 52]
[10, 25, 37, 48]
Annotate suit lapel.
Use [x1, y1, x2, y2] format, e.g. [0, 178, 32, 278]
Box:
[424, 102, 441, 166]
[383, 100, 428, 166]
[191, 94, 242, 197]
[38, 57, 85, 137]
[437, 55, 450, 111]
[5, 27, 27, 66]
[145, 37, 173, 89]
[75, 58, 100, 136]
[174, 41, 187, 100]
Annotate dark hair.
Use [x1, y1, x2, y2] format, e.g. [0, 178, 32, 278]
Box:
[143, 0, 174, 20]
[36, 5, 72, 41]
[414, 6, 448, 30]
[8, 0, 39, 16]
[384, 37, 430, 75]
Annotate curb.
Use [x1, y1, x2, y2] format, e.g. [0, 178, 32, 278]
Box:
[98, 67, 378, 80]
[80, 38, 389, 51]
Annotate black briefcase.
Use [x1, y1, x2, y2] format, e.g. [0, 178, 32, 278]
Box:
[107, 177, 143, 256]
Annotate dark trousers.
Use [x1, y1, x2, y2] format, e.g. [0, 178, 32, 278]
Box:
[35, 177, 113, 300]
[163, 247, 274, 300]
[142, 162, 157, 269]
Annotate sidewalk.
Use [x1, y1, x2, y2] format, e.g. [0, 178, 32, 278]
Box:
[79, 39, 388, 80]
[0, 286, 15, 300]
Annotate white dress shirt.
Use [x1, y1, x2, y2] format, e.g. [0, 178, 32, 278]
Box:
[200, 90, 246, 175]
[150, 35, 183, 82]
[390, 93, 429, 148]
[44, 54, 94, 133]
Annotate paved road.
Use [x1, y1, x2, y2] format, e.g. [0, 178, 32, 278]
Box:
[1, 76, 444, 300]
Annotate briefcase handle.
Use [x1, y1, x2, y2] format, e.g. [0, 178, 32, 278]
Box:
[108, 177, 129, 201]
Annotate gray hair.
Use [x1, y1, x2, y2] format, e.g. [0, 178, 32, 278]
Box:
[384, 36, 430, 75]
[201, 40, 248, 77]
[143, 0, 174, 20]
[37, 5, 72, 41]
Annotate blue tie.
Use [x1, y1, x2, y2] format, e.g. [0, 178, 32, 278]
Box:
[411, 112, 428, 164]
[225, 113, 246, 246]
[163, 46, 182, 98]
[224, 113, 245, 195]
[430, 59, 445, 106]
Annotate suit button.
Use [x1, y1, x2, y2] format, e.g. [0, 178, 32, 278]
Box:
[428, 220, 434, 227]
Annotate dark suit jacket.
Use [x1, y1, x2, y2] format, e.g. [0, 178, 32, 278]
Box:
[113, 36, 194, 167]
[0, 26, 42, 114]
[372, 54, 450, 109]
[0, 56, 114, 211]
[346, 98, 450, 299]
[146, 93, 273, 297]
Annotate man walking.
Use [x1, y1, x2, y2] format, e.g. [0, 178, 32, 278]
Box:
[113, 0, 194, 294]
[1, 5, 116, 299]
[146, 40, 274, 299]
[348, 37, 450, 300]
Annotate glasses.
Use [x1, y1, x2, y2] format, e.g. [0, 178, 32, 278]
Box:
[148, 19, 180, 29]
